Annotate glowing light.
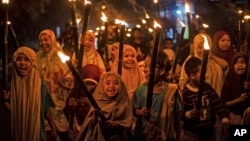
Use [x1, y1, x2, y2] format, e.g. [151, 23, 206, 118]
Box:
[202, 35, 210, 50]
[2, 0, 9, 3]
[185, 2, 190, 13]
[142, 19, 147, 24]
[177, 19, 185, 27]
[85, 0, 91, 5]
[115, 19, 126, 25]
[57, 51, 70, 63]
[136, 24, 141, 28]
[101, 12, 107, 22]
[202, 23, 209, 29]
[154, 21, 161, 29]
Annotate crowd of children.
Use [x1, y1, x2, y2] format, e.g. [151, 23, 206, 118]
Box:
[1, 26, 250, 141]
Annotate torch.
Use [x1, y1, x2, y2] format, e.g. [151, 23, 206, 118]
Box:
[171, 19, 186, 76]
[2, 0, 9, 90]
[101, 12, 109, 64]
[77, 0, 91, 72]
[57, 51, 106, 122]
[237, 10, 243, 52]
[185, 1, 194, 56]
[196, 35, 210, 110]
[69, 0, 79, 57]
[115, 19, 126, 75]
[145, 21, 161, 117]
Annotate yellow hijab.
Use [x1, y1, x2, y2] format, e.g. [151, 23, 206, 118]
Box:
[11, 46, 41, 141]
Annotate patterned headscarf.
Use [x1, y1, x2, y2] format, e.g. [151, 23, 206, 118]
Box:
[11, 46, 41, 141]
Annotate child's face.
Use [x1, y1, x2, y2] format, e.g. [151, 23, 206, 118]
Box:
[14, 53, 33, 77]
[234, 57, 247, 75]
[196, 42, 204, 58]
[103, 74, 120, 98]
[190, 65, 201, 85]
[164, 40, 173, 49]
[83, 34, 95, 52]
[123, 49, 136, 69]
[111, 45, 118, 59]
[39, 33, 53, 53]
[144, 56, 163, 83]
[84, 80, 97, 93]
[218, 34, 231, 51]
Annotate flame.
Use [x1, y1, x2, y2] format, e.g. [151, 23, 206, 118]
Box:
[154, 21, 161, 28]
[141, 19, 146, 24]
[244, 15, 250, 20]
[202, 35, 210, 50]
[115, 19, 126, 25]
[177, 18, 185, 27]
[202, 23, 209, 29]
[57, 51, 70, 63]
[2, 0, 9, 3]
[185, 2, 190, 13]
[145, 13, 150, 19]
[85, 0, 91, 5]
[153, 0, 158, 4]
[101, 12, 107, 22]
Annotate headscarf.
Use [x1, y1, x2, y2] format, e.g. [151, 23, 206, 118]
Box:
[37, 29, 65, 79]
[72, 31, 106, 74]
[82, 64, 102, 85]
[110, 44, 145, 101]
[221, 52, 249, 115]
[76, 72, 132, 141]
[212, 30, 235, 64]
[11, 46, 41, 141]
[37, 29, 73, 132]
[64, 64, 102, 131]
[179, 33, 212, 90]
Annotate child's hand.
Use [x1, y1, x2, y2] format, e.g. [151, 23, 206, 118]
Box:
[238, 93, 248, 102]
[190, 109, 200, 119]
[104, 120, 117, 128]
[243, 81, 250, 90]
[140, 107, 151, 118]
[0, 90, 10, 101]
[68, 97, 77, 106]
[78, 97, 89, 106]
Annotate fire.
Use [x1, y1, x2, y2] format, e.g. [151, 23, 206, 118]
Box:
[85, 0, 91, 5]
[57, 51, 70, 63]
[154, 21, 161, 29]
[177, 18, 185, 27]
[101, 12, 107, 22]
[202, 35, 210, 50]
[2, 0, 9, 3]
[115, 19, 126, 25]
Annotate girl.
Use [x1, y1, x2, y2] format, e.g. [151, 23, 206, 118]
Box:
[1, 47, 56, 141]
[221, 52, 250, 125]
[110, 44, 145, 102]
[37, 29, 74, 141]
[76, 72, 133, 141]
[71, 31, 106, 74]
[132, 51, 182, 141]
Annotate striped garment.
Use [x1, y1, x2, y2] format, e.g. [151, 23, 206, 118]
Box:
[181, 82, 229, 134]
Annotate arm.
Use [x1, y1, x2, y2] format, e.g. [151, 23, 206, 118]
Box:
[225, 93, 248, 107]
[45, 110, 57, 137]
[1, 90, 10, 111]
